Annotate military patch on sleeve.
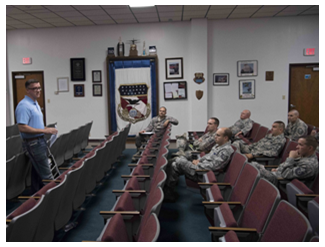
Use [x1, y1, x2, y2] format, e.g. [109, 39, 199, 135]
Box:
[220, 151, 227, 160]
[298, 128, 304, 135]
[295, 167, 305, 175]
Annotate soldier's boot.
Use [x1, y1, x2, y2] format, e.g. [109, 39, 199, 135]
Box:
[163, 186, 179, 203]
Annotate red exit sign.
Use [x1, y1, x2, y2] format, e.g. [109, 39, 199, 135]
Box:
[22, 57, 32, 64]
[304, 48, 315, 56]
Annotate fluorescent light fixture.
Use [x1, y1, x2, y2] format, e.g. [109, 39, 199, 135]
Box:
[129, 5, 155, 8]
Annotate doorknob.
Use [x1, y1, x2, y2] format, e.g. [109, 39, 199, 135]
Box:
[290, 104, 296, 108]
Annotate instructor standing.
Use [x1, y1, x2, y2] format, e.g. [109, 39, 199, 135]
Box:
[15, 79, 58, 193]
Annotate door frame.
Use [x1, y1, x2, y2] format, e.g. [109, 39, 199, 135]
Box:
[288, 62, 319, 111]
[11, 71, 47, 125]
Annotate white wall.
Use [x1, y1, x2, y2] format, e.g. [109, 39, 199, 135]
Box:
[207, 15, 319, 129]
[6, 15, 319, 139]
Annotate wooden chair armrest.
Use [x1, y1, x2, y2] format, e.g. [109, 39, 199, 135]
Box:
[18, 196, 41, 200]
[209, 226, 257, 232]
[112, 190, 146, 194]
[59, 167, 71, 170]
[296, 194, 319, 198]
[6, 219, 12, 223]
[128, 163, 153, 167]
[195, 169, 210, 175]
[99, 211, 140, 216]
[42, 179, 61, 183]
[202, 201, 241, 205]
[264, 165, 279, 168]
[121, 175, 150, 179]
[198, 182, 231, 186]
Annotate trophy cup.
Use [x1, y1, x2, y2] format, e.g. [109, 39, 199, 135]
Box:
[117, 37, 125, 57]
[127, 39, 140, 56]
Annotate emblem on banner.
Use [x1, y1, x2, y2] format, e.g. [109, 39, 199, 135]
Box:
[193, 72, 205, 84]
[117, 83, 151, 124]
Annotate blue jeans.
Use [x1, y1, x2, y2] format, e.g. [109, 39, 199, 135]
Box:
[23, 137, 54, 193]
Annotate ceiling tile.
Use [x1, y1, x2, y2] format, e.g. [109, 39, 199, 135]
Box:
[158, 12, 182, 18]
[33, 13, 60, 19]
[32, 23, 55, 28]
[80, 9, 108, 16]
[228, 13, 253, 18]
[92, 20, 116, 25]
[6, 6, 25, 15]
[257, 6, 288, 13]
[209, 5, 236, 10]
[284, 5, 314, 11]
[101, 5, 129, 9]
[6, 20, 25, 25]
[232, 7, 261, 14]
[160, 16, 182, 22]
[207, 15, 229, 19]
[72, 21, 95, 26]
[183, 10, 207, 16]
[156, 5, 183, 12]
[103, 8, 132, 15]
[9, 23, 34, 29]
[52, 22, 74, 27]
[7, 13, 36, 20]
[110, 14, 135, 20]
[88, 15, 112, 21]
[14, 5, 46, 11]
[236, 5, 263, 9]
[55, 11, 83, 18]
[207, 9, 233, 15]
[184, 5, 210, 11]
[133, 12, 158, 18]
[22, 19, 49, 24]
[72, 5, 102, 11]
[65, 16, 91, 22]
[116, 19, 137, 24]
[44, 5, 76, 12]
[131, 6, 157, 13]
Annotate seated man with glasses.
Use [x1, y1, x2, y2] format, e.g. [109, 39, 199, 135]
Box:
[15, 79, 58, 193]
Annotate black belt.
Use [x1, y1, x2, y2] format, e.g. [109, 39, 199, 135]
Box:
[24, 136, 44, 142]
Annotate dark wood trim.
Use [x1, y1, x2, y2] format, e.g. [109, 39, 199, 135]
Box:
[106, 55, 159, 135]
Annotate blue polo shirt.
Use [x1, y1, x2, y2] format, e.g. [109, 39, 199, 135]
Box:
[15, 95, 44, 139]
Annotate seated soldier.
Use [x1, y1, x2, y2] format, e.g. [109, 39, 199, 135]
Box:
[164, 127, 234, 202]
[229, 109, 253, 139]
[285, 110, 308, 141]
[251, 135, 318, 185]
[134, 106, 178, 152]
[232, 121, 286, 161]
[173, 117, 219, 157]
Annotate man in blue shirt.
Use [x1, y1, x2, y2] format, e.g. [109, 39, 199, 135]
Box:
[15, 79, 58, 193]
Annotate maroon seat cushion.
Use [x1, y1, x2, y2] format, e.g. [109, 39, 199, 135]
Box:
[101, 214, 128, 242]
[206, 170, 217, 183]
[261, 201, 309, 242]
[115, 192, 136, 211]
[224, 230, 239, 242]
[137, 214, 159, 242]
[35, 182, 58, 196]
[219, 203, 237, 227]
[313, 196, 319, 204]
[209, 184, 224, 201]
[291, 179, 314, 194]
[7, 198, 39, 220]
[125, 177, 140, 190]
[132, 165, 145, 176]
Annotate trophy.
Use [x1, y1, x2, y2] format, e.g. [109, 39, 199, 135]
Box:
[117, 37, 125, 56]
[127, 38, 140, 56]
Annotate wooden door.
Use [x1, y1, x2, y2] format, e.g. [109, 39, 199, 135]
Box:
[12, 71, 46, 125]
[289, 64, 319, 127]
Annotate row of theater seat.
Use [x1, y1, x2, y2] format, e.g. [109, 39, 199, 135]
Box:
[6, 123, 130, 242]
[6, 121, 93, 201]
[193, 146, 319, 242]
[89, 125, 173, 242]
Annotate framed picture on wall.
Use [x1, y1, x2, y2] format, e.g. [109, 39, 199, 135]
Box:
[70, 58, 85, 81]
[237, 60, 258, 77]
[239, 79, 255, 99]
[93, 84, 102, 96]
[74, 84, 85, 97]
[213, 73, 229, 86]
[92, 70, 102, 82]
[163, 81, 187, 100]
[165, 57, 183, 80]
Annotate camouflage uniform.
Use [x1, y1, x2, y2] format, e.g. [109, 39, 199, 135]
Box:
[233, 133, 286, 157]
[166, 142, 234, 188]
[174, 131, 217, 158]
[135, 115, 178, 149]
[285, 118, 308, 141]
[229, 118, 253, 136]
[251, 153, 318, 185]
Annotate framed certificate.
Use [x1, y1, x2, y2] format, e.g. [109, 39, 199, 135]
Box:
[70, 58, 85, 81]
[92, 70, 102, 83]
[93, 84, 102, 96]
